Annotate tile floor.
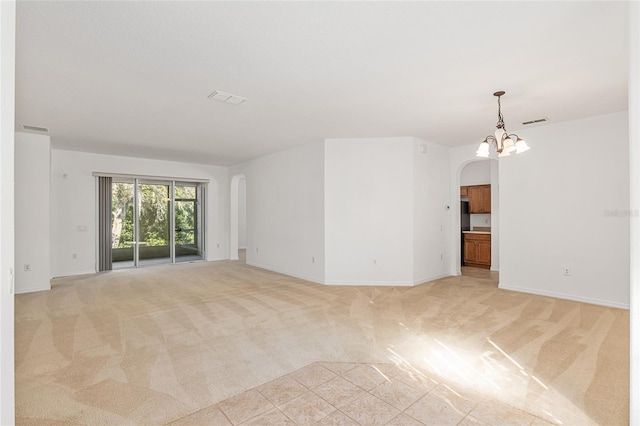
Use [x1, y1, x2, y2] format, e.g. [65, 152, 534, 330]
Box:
[168, 361, 551, 425]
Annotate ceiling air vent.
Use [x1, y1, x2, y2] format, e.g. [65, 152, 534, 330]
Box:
[522, 118, 548, 125]
[21, 124, 49, 133]
[208, 90, 247, 105]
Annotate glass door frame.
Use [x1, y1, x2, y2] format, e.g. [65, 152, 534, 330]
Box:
[134, 178, 140, 266]
[136, 179, 173, 267]
[110, 178, 206, 269]
[172, 181, 206, 263]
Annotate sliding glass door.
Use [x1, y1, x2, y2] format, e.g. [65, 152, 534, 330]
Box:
[174, 183, 204, 263]
[112, 180, 135, 268]
[110, 178, 205, 269]
[138, 181, 171, 266]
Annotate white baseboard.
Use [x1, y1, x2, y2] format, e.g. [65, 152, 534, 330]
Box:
[413, 273, 452, 285]
[52, 270, 96, 279]
[247, 262, 453, 287]
[499, 283, 630, 310]
[247, 261, 436, 287]
[206, 257, 227, 262]
[15, 284, 51, 294]
[323, 279, 415, 287]
[246, 261, 325, 285]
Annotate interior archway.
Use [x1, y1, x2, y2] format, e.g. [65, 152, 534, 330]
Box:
[454, 158, 498, 276]
[229, 174, 246, 261]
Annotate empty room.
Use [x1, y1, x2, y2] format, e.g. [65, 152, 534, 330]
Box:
[1, 1, 639, 425]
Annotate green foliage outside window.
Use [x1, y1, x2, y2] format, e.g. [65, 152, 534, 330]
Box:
[112, 183, 134, 248]
[138, 184, 170, 247]
[111, 182, 197, 248]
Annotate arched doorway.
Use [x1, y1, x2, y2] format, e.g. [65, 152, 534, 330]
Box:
[230, 174, 246, 261]
[454, 158, 498, 276]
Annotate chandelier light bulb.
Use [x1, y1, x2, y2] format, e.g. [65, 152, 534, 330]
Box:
[476, 140, 490, 157]
[515, 138, 530, 153]
[504, 135, 516, 152]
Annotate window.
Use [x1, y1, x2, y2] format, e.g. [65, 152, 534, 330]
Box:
[98, 175, 206, 270]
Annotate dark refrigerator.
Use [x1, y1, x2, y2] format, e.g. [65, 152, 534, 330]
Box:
[460, 201, 470, 265]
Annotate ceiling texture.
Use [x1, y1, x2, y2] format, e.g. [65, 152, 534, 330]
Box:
[16, 1, 629, 166]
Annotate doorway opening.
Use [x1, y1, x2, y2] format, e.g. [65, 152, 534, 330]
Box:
[230, 174, 247, 262]
[458, 159, 498, 279]
[104, 178, 206, 270]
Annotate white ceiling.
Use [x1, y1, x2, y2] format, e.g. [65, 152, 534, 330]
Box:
[16, 1, 629, 166]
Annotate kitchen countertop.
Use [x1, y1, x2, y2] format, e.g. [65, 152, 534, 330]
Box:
[462, 231, 491, 234]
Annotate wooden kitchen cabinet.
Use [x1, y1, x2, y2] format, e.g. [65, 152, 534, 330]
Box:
[463, 233, 491, 269]
[468, 185, 491, 213]
[460, 186, 468, 197]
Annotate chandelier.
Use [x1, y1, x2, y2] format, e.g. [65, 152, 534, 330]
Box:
[476, 91, 530, 157]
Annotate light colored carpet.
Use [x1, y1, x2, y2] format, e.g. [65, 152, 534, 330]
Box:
[15, 261, 628, 425]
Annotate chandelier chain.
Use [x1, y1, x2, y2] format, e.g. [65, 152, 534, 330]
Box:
[496, 95, 505, 130]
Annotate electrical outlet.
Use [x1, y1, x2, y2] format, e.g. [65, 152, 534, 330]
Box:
[72, 253, 77, 260]
[372, 259, 377, 265]
[311, 256, 315, 263]
[440, 253, 443, 261]
[24, 264, 31, 272]
[563, 267, 571, 276]
[256, 247, 259, 253]
[216, 243, 220, 248]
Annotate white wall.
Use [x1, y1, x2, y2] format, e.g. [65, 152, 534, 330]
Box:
[490, 160, 499, 270]
[0, 0, 16, 422]
[50, 150, 228, 277]
[325, 137, 414, 285]
[15, 132, 51, 293]
[231, 141, 325, 283]
[629, 2, 639, 422]
[228, 173, 244, 260]
[413, 139, 451, 284]
[470, 214, 491, 229]
[233, 137, 451, 286]
[238, 177, 247, 249]
[460, 160, 491, 186]
[500, 111, 630, 308]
